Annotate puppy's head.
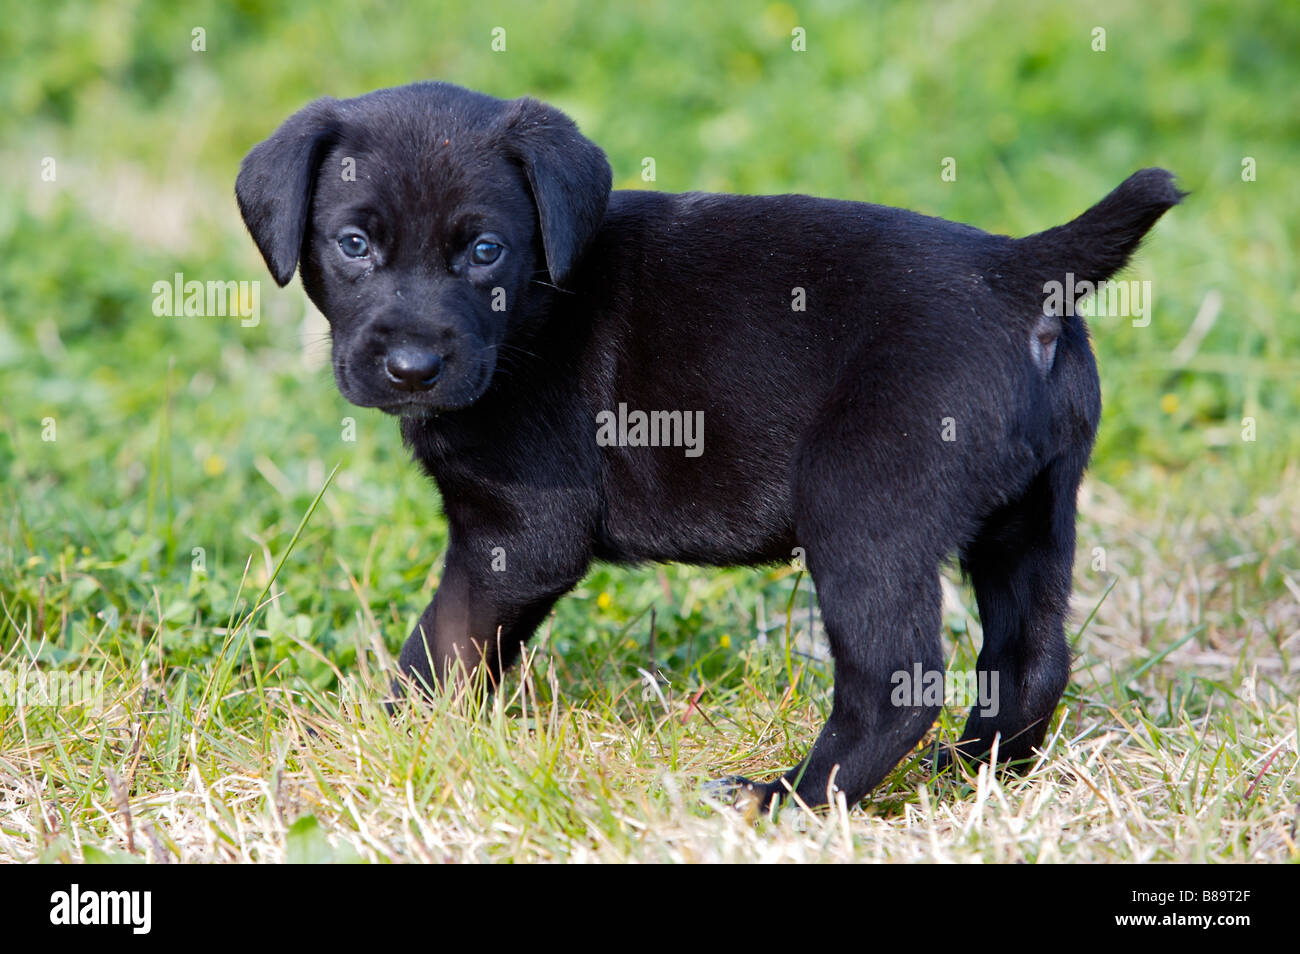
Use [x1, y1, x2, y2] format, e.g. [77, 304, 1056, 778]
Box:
[236, 82, 612, 413]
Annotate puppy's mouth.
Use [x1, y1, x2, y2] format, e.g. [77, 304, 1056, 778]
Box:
[336, 350, 495, 416]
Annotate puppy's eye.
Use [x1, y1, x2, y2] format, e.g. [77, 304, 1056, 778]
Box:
[338, 231, 370, 259]
[470, 239, 504, 266]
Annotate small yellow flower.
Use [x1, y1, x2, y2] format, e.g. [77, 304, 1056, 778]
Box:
[762, 2, 798, 36]
[1160, 393, 1179, 415]
[596, 591, 612, 610]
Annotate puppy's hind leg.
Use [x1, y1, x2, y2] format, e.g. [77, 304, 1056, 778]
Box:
[944, 449, 1087, 770]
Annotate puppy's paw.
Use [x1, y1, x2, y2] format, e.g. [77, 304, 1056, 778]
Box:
[927, 743, 953, 773]
[702, 775, 782, 820]
[928, 743, 985, 777]
[381, 675, 412, 716]
[700, 774, 750, 802]
[929, 741, 1023, 778]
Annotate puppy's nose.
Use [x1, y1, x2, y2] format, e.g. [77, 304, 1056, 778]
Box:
[384, 347, 444, 391]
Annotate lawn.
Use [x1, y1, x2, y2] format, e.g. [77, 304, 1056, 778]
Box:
[0, 0, 1296, 862]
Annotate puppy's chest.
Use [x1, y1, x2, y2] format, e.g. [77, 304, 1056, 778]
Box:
[408, 405, 793, 565]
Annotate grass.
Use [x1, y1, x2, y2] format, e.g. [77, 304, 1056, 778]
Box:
[3, 473, 1295, 863]
[1, 0, 1298, 862]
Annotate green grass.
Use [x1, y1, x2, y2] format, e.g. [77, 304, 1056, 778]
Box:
[1, 0, 1297, 862]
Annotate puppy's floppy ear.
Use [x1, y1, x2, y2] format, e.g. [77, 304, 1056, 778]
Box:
[500, 97, 612, 286]
[235, 98, 340, 287]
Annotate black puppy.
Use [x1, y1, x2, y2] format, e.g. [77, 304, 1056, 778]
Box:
[236, 81, 1179, 810]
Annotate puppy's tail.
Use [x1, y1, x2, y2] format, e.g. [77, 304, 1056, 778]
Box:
[1017, 168, 1184, 288]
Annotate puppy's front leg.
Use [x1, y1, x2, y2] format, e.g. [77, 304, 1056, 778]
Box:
[396, 544, 581, 696]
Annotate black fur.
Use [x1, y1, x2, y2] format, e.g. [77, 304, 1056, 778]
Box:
[236, 81, 1181, 810]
